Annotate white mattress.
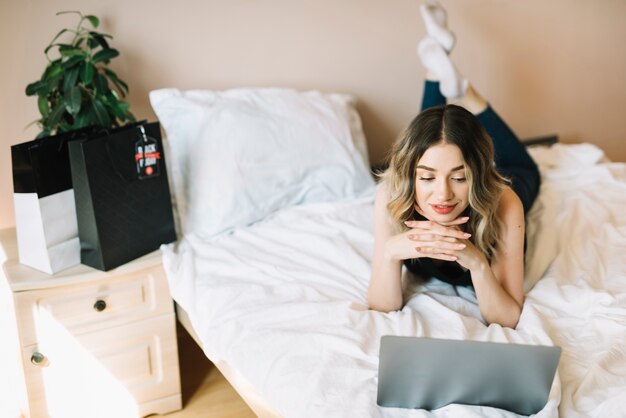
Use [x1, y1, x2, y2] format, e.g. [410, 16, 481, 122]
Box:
[162, 143, 626, 417]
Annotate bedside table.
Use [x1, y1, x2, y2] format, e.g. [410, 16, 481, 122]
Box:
[0, 227, 182, 418]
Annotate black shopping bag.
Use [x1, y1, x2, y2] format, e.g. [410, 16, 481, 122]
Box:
[10, 126, 97, 273]
[68, 121, 177, 271]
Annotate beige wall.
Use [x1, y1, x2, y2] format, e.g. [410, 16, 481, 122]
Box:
[1, 0, 625, 229]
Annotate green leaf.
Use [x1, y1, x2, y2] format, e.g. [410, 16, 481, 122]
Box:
[73, 108, 91, 129]
[80, 61, 94, 84]
[92, 48, 119, 63]
[63, 66, 80, 91]
[43, 62, 63, 81]
[104, 92, 126, 120]
[47, 102, 66, 129]
[57, 120, 74, 133]
[103, 68, 128, 95]
[36, 129, 52, 139]
[44, 43, 69, 56]
[111, 104, 125, 121]
[61, 55, 85, 70]
[64, 86, 82, 115]
[25, 119, 41, 130]
[60, 48, 87, 58]
[49, 28, 70, 45]
[89, 32, 110, 49]
[117, 102, 133, 122]
[117, 100, 129, 112]
[89, 31, 112, 39]
[58, 43, 76, 52]
[43, 80, 61, 95]
[87, 37, 99, 49]
[91, 99, 111, 127]
[56, 10, 82, 17]
[47, 43, 75, 58]
[85, 15, 100, 28]
[100, 93, 111, 106]
[37, 95, 50, 117]
[26, 80, 48, 96]
[94, 73, 109, 93]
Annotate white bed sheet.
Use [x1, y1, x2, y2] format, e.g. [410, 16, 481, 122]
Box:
[162, 143, 626, 418]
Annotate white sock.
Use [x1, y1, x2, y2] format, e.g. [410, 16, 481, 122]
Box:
[420, 0, 455, 52]
[417, 37, 467, 98]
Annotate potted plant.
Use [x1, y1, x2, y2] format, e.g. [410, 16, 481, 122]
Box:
[25, 10, 135, 138]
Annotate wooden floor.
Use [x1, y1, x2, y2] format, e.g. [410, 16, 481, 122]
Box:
[163, 325, 256, 418]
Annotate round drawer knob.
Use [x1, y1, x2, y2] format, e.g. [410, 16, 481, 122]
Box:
[93, 299, 107, 312]
[31, 352, 49, 367]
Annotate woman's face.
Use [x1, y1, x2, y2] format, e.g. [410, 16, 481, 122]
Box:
[414, 142, 470, 223]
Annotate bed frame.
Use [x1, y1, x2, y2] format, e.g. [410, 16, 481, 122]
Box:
[175, 304, 283, 418]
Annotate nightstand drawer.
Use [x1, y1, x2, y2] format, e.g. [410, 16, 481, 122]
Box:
[21, 313, 180, 417]
[14, 265, 173, 347]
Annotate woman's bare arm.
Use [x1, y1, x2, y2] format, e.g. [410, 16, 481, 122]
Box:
[368, 183, 404, 312]
[467, 187, 525, 327]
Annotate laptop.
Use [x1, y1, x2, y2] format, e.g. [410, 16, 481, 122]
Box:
[377, 336, 561, 415]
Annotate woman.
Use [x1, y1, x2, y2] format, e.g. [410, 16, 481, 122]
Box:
[367, 2, 540, 328]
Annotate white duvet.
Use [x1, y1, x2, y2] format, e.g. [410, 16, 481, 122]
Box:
[162, 143, 626, 418]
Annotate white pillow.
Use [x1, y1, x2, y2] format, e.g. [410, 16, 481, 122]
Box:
[149, 87, 375, 238]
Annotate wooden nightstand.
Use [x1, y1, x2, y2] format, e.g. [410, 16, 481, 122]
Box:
[0, 228, 182, 418]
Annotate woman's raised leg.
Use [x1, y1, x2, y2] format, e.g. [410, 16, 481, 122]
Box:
[416, 27, 540, 212]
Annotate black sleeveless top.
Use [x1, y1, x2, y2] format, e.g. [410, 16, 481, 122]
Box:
[402, 212, 474, 287]
[404, 257, 473, 287]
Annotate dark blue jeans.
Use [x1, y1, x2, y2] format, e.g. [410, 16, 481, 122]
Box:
[421, 80, 540, 213]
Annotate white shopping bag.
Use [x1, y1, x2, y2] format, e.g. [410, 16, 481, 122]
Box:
[11, 132, 85, 274]
[13, 190, 80, 274]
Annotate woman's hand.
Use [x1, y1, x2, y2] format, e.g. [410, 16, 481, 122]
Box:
[385, 217, 470, 262]
[405, 218, 488, 271]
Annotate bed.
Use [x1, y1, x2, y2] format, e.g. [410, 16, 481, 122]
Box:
[149, 87, 626, 417]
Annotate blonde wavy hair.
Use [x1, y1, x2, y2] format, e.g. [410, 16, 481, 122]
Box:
[380, 104, 510, 259]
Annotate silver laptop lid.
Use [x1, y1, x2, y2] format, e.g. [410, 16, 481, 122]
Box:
[377, 336, 561, 415]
